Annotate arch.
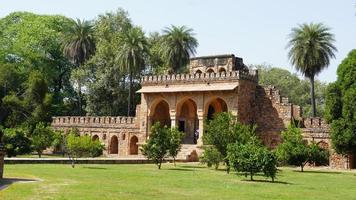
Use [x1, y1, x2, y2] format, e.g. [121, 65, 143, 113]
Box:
[176, 98, 198, 144]
[218, 68, 226, 73]
[110, 135, 118, 154]
[205, 97, 228, 120]
[92, 135, 99, 141]
[129, 136, 139, 155]
[195, 69, 202, 74]
[206, 68, 215, 74]
[149, 99, 171, 127]
[317, 141, 329, 149]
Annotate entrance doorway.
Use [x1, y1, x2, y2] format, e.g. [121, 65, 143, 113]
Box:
[110, 136, 118, 154]
[176, 99, 198, 144]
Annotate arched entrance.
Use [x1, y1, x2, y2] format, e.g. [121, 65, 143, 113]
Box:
[207, 68, 214, 74]
[92, 135, 99, 141]
[176, 99, 198, 144]
[206, 97, 228, 120]
[130, 136, 139, 155]
[149, 100, 171, 127]
[218, 68, 226, 73]
[110, 135, 118, 154]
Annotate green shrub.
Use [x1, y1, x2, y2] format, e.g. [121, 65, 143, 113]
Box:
[200, 146, 223, 170]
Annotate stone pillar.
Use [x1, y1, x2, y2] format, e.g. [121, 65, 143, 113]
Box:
[0, 144, 5, 179]
[197, 116, 204, 146]
[170, 109, 176, 128]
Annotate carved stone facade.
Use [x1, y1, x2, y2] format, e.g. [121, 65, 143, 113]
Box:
[52, 54, 352, 169]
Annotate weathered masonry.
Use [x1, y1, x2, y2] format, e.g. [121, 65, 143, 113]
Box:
[52, 54, 353, 169]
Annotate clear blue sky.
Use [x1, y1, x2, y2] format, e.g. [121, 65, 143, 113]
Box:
[1, 0, 355, 82]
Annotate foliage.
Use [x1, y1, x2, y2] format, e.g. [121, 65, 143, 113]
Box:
[255, 64, 327, 117]
[65, 131, 104, 167]
[2, 127, 31, 157]
[141, 122, 184, 169]
[227, 138, 277, 181]
[30, 122, 55, 157]
[308, 142, 329, 166]
[168, 128, 184, 166]
[203, 112, 256, 173]
[200, 146, 223, 170]
[287, 23, 337, 117]
[325, 50, 356, 158]
[160, 25, 198, 73]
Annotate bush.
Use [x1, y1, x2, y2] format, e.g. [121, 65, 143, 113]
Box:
[200, 146, 223, 170]
[227, 138, 277, 181]
[308, 142, 329, 166]
[31, 122, 55, 157]
[3, 128, 31, 157]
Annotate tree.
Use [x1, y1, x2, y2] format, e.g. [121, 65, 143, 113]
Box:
[200, 146, 223, 170]
[116, 27, 149, 116]
[2, 128, 31, 157]
[203, 112, 256, 173]
[325, 49, 356, 165]
[65, 130, 104, 168]
[308, 142, 329, 166]
[31, 122, 54, 158]
[63, 19, 96, 115]
[227, 139, 277, 181]
[276, 125, 310, 172]
[168, 128, 184, 166]
[287, 23, 337, 117]
[141, 122, 179, 169]
[160, 25, 198, 73]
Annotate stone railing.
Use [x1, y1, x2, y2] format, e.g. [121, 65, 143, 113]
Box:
[141, 70, 258, 85]
[302, 117, 329, 129]
[52, 116, 136, 126]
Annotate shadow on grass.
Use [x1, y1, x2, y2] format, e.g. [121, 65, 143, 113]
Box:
[0, 178, 40, 191]
[180, 165, 206, 169]
[293, 170, 341, 174]
[167, 168, 194, 172]
[240, 179, 292, 185]
[82, 166, 108, 170]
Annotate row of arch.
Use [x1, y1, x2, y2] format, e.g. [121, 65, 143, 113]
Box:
[195, 67, 227, 74]
[149, 97, 228, 144]
[92, 134, 139, 155]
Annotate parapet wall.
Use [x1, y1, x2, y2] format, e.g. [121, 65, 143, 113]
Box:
[141, 70, 258, 85]
[52, 116, 136, 127]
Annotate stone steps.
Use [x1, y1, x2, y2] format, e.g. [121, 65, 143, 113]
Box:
[176, 144, 202, 161]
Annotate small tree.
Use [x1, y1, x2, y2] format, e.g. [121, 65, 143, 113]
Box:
[308, 142, 329, 166]
[65, 131, 104, 168]
[31, 122, 54, 158]
[2, 128, 31, 157]
[200, 146, 223, 170]
[204, 112, 255, 173]
[168, 128, 184, 166]
[276, 125, 309, 172]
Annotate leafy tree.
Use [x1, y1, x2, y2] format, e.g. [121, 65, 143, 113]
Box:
[200, 146, 223, 170]
[65, 131, 104, 168]
[276, 125, 310, 172]
[168, 128, 184, 166]
[287, 23, 337, 117]
[141, 122, 177, 169]
[160, 25, 198, 73]
[117, 27, 149, 116]
[63, 19, 96, 115]
[308, 142, 329, 166]
[147, 32, 166, 74]
[2, 128, 31, 157]
[227, 139, 277, 181]
[325, 50, 356, 166]
[204, 112, 255, 173]
[31, 122, 55, 157]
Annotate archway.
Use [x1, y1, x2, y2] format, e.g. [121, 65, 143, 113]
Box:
[206, 68, 214, 74]
[149, 100, 171, 127]
[92, 135, 99, 141]
[110, 135, 118, 154]
[176, 99, 198, 144]
[206, 97, 228, 120]
[130, 136, 139, 155]
[218, 68, 226, 73]
[195, 69, 202, 74]
[317, 141, 329, 149]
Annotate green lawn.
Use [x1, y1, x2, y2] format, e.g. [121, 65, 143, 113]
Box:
[1, 163, 355, 200]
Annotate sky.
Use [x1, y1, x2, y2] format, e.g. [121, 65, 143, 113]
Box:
[1, 0, 355, 83]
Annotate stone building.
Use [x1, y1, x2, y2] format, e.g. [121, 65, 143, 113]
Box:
[52, 54, 353, 169]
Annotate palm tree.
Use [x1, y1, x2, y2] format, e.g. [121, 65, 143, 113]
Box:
[287, 23, 337, 117]
[117, 27, 149, 116]
[63, 19, 96, 115]
[160, 25, 198, 73]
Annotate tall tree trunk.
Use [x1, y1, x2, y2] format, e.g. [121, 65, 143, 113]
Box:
[309, 75, 316, 117]
[127, 70, 133, 116]
[78, 81, 82, 115]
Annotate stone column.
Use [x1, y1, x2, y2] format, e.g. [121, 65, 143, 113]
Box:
[170, 109, 176, 128]
[197, 115, 204, 146]
[0, 144, 5, 179]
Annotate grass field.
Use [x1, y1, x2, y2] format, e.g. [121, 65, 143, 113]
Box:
[1, 163, 356, 200]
